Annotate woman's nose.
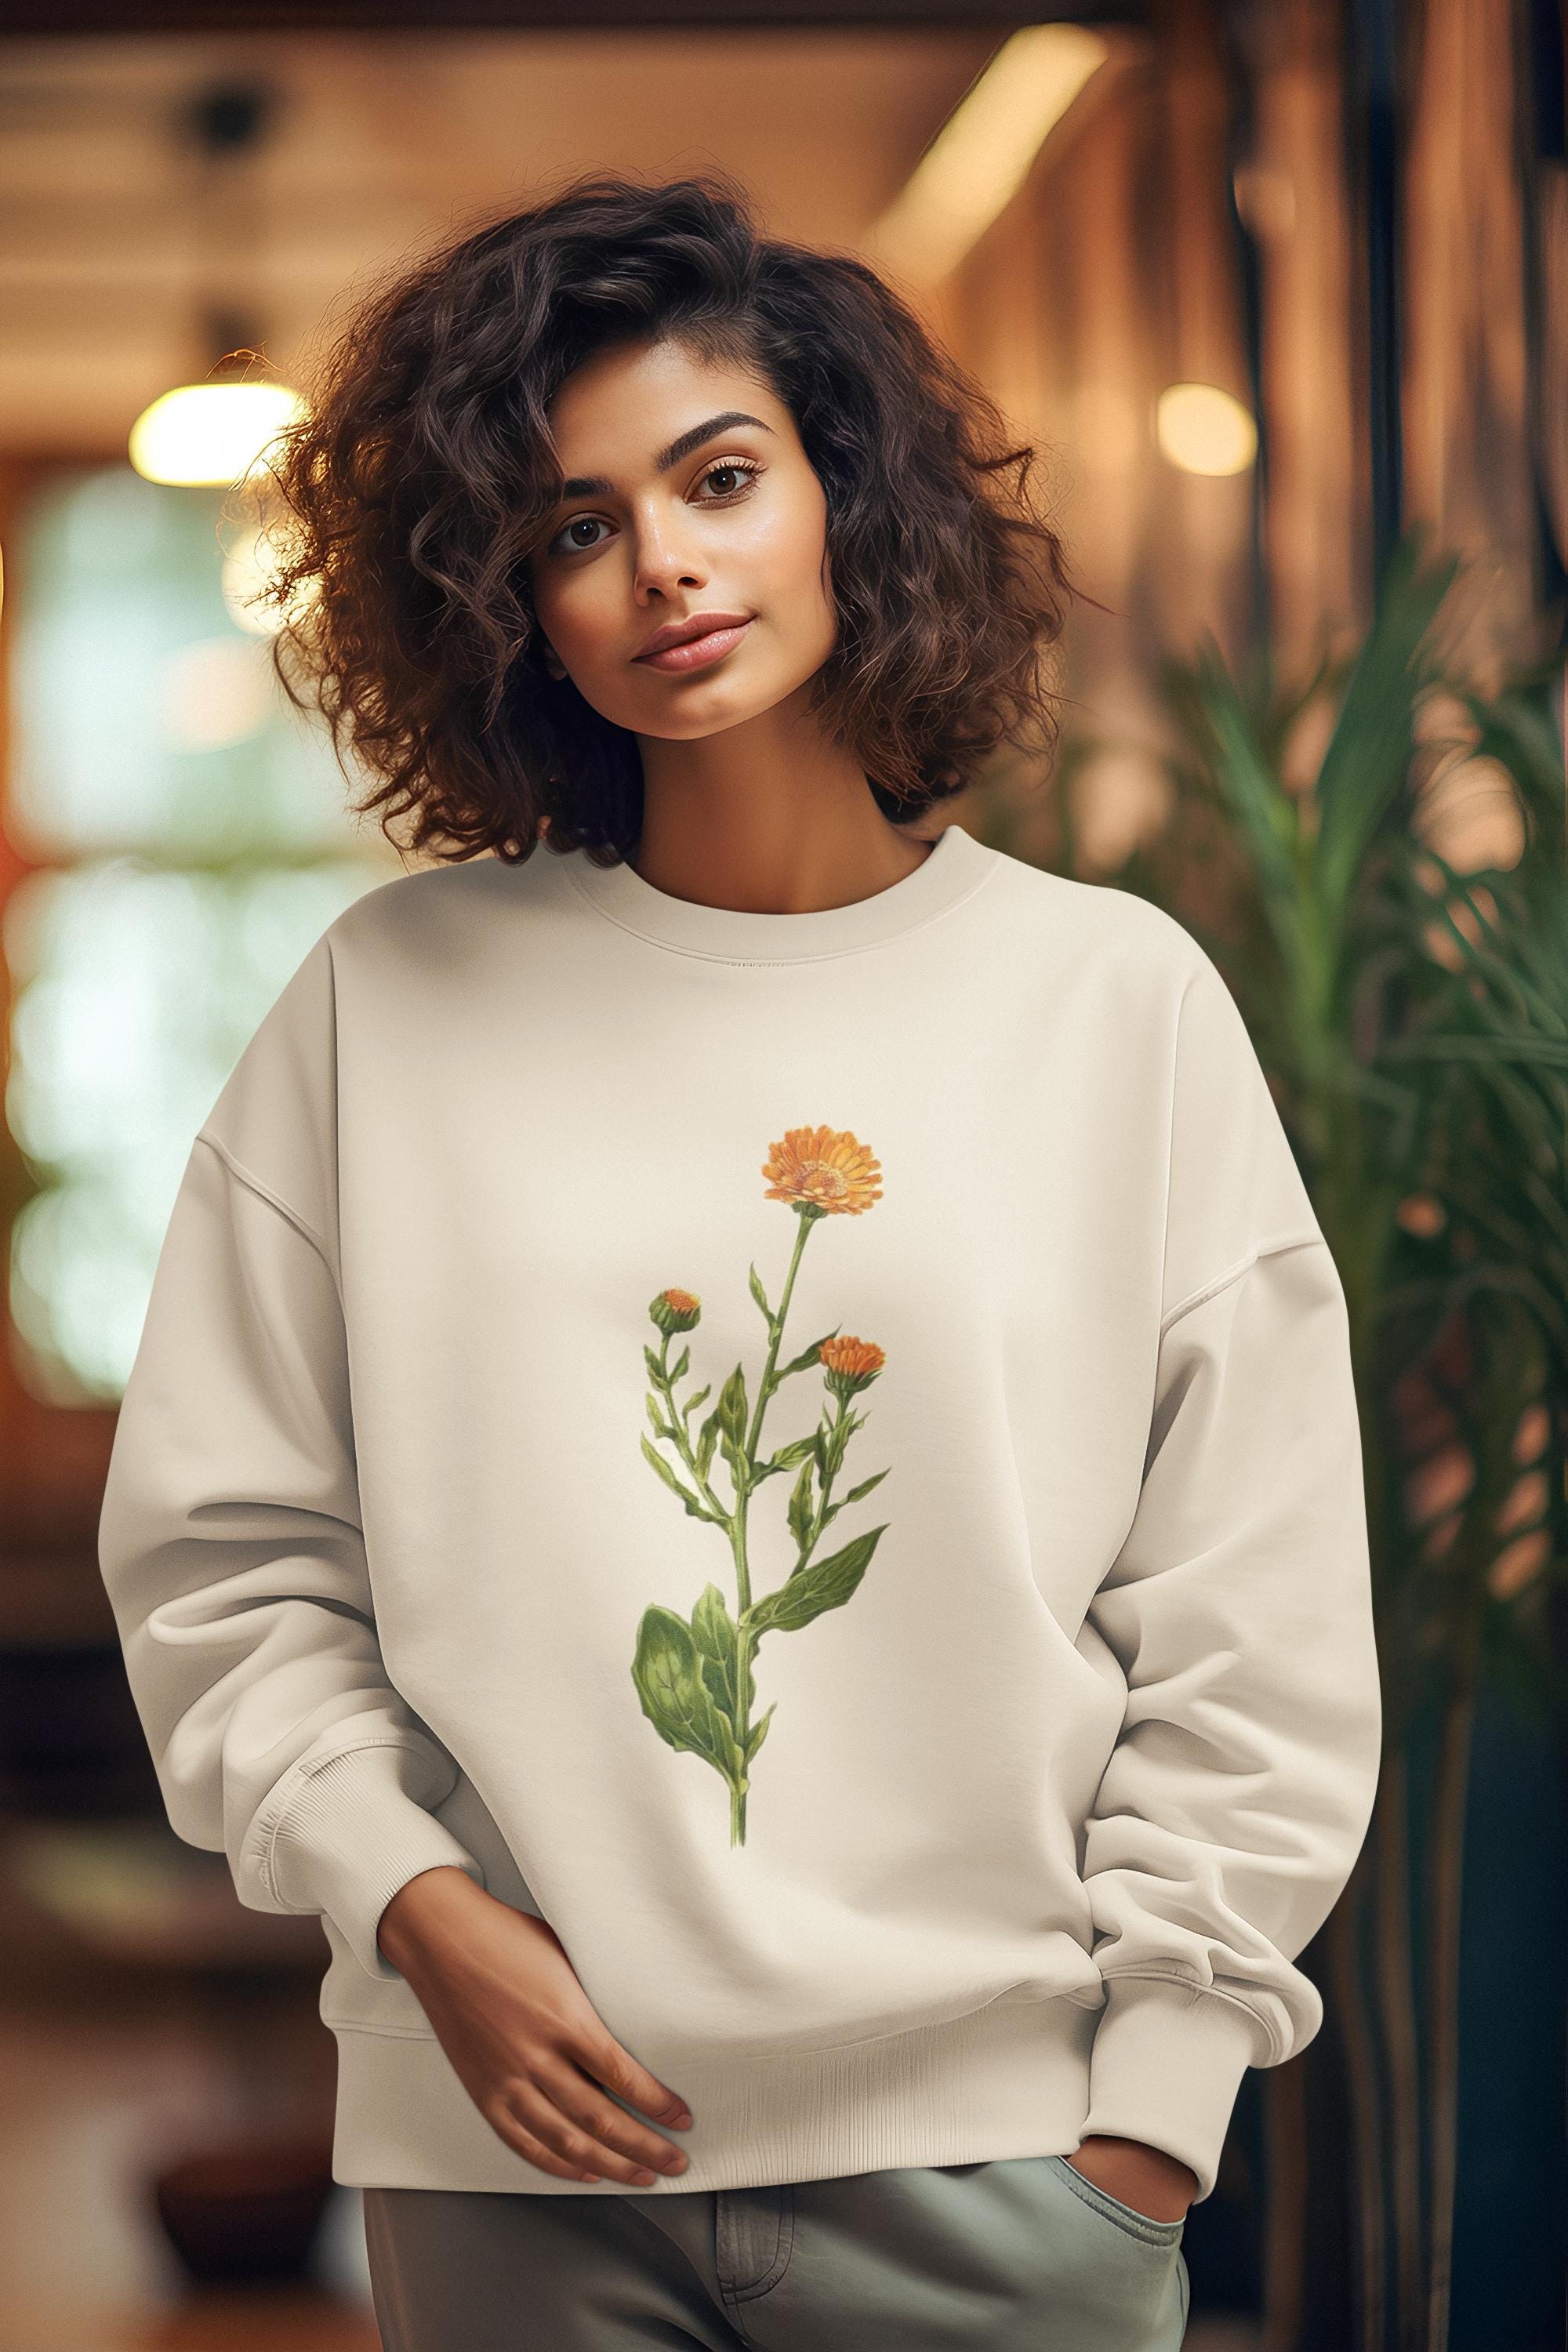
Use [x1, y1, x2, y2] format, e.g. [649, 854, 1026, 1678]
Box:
[630, 512, 706, 601]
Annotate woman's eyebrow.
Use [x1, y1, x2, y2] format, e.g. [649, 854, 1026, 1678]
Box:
[556, 412, 775, 500]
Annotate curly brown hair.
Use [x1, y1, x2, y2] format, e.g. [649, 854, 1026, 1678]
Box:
[257, 169, 1084, 866]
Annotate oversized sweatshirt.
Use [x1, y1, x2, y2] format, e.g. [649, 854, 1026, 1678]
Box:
[96, 818, 1382, 2205]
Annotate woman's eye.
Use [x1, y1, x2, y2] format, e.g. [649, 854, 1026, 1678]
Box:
[550, 515, 610, 555]
[697, 459, 759, 499]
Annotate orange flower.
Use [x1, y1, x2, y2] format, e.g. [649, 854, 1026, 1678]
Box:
[819, 1336, 886, 1382]
[761, 1125, 882, 1215]
[649, 1287, 701, 1334]
[819, 1333, 886, 1402]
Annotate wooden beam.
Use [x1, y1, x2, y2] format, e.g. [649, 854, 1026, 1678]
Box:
[4, 0, 1145, 31]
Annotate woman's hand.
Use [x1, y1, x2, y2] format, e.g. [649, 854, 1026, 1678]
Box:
[1062, 2134, 1198, 2223]
[376, 1865, 693, 2187]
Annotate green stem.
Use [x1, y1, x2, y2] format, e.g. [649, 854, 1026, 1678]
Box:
[794, 1391, 849, 1569]
[654, 1341, 731, 1526]
[731, 1211, 815, 1615]
[745, 1211, 815, 1457]
[727, 1210, 816, 1846]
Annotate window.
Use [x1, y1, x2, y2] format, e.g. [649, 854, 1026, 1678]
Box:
[2, 463, 393, 1405]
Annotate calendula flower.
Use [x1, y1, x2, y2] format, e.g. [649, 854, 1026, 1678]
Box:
[819, 1335, 886, 1399]
[634, 1120, 892, 1846]
[761, 1125, 882, 1218]
[650, 1287, 702, 1334]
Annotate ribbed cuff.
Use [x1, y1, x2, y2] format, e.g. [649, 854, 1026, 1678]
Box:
[266, 1741, 486, 1981]
[1080, 1973, 1266, 2203]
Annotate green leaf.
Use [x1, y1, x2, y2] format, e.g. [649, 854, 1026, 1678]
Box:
[756, 1434, 818, 1481]
[786, 1454, 816, 1548]
[696, 1407, 722, 1481]
[748, 1261, 774, 1322]
[644, 1344, 664, 1383]
[1195, 651, 1300, 894]
[746, 1524, 887, 1636]
[745, 1701, 778, 1762]
[669, 1345, 690, 1381]
[1314, 531, 1461, 917]
[820, 1414, 855, 1478]
[718, 1363, 750, 1444]
[690, 1581, 754, 1722]
[690, 1580, 735, 1664]
[630, 1606, 741, 1783]
[821, 1464, 891, 1527]
[1463, 687, 1567, 864]
[681, 1383, 713, 1425]
[640, 1431, 715, 1520]
[773, 1434, 821, 1466]
[776, 1327, 840, 1381]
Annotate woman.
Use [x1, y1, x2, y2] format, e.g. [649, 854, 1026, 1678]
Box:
[98, 174, 1382, 2351]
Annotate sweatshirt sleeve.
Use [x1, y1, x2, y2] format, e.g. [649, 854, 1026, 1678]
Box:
[1078, 946, 1382, 2203]
[96, 935, 485, 1981]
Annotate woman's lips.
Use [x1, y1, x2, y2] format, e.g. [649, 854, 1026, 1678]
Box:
[634, 618, 754, 674]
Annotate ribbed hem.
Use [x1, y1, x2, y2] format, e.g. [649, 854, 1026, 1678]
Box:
[266, 1741, 486, 1981]
[1082, 1974, 1266, 2203]
[328, 1991, 1103, 2194]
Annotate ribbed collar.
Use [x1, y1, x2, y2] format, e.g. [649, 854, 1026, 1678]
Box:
[561, 820, 1000, 964]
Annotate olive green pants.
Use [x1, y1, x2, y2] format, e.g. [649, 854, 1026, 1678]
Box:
[362, 2153, 1190, 2350]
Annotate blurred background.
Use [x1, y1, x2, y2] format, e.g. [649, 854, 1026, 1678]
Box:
[0, 2, 1563, 2348]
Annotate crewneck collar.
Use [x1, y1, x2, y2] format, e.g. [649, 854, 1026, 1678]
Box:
[561, 821, 1000, 964]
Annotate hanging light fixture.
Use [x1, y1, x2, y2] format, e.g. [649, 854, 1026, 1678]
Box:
[129, 78, 305, 488]
[863, 25, 1110, 288]
[129, 379, 303, 488]
[1155, 383, 1258, 477]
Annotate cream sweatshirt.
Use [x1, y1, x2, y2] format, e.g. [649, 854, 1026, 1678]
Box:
[96, 819, 1381, 2205]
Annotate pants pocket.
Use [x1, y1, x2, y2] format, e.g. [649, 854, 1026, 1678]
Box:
[1043, 2154, 1187, 2250]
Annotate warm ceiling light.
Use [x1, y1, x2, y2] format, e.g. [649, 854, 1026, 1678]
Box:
[221, 514, 317, 638]
[866, 24, 1109, 286]
[129, 381, 304, 488]
[1155, 383, 1258, 477]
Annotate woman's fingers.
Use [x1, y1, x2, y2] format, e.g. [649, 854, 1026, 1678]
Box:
[383, 1889, 697, 2187]
[478, 2092, 602, 2183]
[535, 2049, 688, 2179]
[501, 2071, 673, 2187]
[569, 2025, 693, 2132]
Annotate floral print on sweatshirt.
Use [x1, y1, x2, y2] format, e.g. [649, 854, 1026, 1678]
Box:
[631, 1126, 891, 1845]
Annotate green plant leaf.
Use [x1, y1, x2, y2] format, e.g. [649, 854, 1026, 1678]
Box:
[690, 1581, 756, 1722]
[748, 1261, 774, 1322]
[822, 1465, 891, 1524]
[690, 1580, 735, 1664]
[718, 1363, 749, 1446]
[640, 1431, 716, 1521]
[1461, 686, 1567, 864]
[745, 1701, 778, 1762]
[776, 1327, 840, 1380]
[1313, 530, 1461, 918]
[630, 1605, 742, 1783]
[746, 1524, 887, 1636]
[786, 1454, 816, 1548]
[754, 1433, 818, 1482]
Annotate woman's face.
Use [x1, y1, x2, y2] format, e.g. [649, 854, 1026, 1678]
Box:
[525, 336, 837, 741]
